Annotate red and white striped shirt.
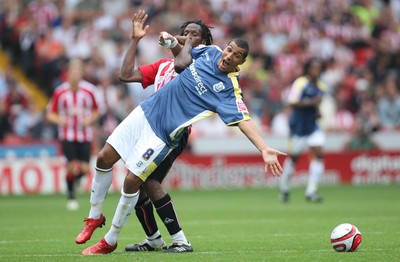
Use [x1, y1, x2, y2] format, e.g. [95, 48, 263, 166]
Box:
[48, 80, 99, 142]
[138, 58, 177, 92]
[138, 58, 192, 134]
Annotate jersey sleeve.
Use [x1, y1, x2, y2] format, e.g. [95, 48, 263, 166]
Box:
[217, 100, 251, 126]
[216, 77, 251, 126]
[287, 76, 307, 104]
[89, 89, 99, 110]
[48, 92, 60, 113]
[191, 45, 222, 59]
[138, 58, 171, 89]
[317, 80, 329, 93]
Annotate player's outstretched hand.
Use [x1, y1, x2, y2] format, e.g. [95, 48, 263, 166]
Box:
[131, 10, 149, 40]
[262, 148, 287, 177]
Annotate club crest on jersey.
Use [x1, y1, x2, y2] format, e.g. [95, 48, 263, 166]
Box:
[236, 100, 248, 113]
[213, 82, 225, 93]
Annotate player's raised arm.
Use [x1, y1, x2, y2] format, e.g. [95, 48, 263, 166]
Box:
[159, 31, 193, 73]
[119, 10, 149, 83]
[173, 37, 196, 73]
[237, 120, 286, 176]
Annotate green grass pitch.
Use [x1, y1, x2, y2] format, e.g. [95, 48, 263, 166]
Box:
[0, 184, 399, 261]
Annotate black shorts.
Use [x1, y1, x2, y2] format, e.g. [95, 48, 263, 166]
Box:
[147, 129, 189, 183]
[61, 141, 91, 162]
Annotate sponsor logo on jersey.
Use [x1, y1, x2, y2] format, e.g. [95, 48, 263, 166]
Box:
[190, 63, 207, 95]
[213, 82, 225, 92]
[205, 51, 210, 61]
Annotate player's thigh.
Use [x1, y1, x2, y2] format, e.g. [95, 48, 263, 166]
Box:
[75, 142, 91, 172]
[148, 129, 189, 183]
[61, 141, 77, 161]
[106, 106, 147, 166]
[307, 129, 325, 148]
[112, 108, 173, 181]
[76, 142, 91, 162]
[126, 130, 172, 182]
[288, 136, 307, 156]
[307, 130, 325, 157]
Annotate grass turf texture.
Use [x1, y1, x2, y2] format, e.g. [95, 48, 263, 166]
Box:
[0, 184, 398, 261]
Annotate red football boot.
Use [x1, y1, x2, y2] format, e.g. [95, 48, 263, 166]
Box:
[82, 238, 117, 255]
[75, 214, 106, 244]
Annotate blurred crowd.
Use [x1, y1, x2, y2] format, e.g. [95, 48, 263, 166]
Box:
[1, 0, 400, 151]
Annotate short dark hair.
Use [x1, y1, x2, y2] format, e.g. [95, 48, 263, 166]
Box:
[179, 20, 213, 45]
[303, 57, 325, 75]
[230, 38, 249, 59]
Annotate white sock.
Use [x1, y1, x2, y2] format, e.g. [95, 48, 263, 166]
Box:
[88, 167, 113, 219]
[148, 230, 161, 241]
[171, 230, 189, 245]
[147, 230, 164, 247]
[306, 158, 324, 196]
[104, 189, 139, 245]
[279, 158, 294, 193]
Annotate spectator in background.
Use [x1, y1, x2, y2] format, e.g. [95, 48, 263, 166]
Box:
[279, 58, 328, 203]
[270, 105, 290, 137]
[358, 98, 380, 135]
[377, 73, 400, 130]
[95, 74, 122, 149]
[331, 97, 355, 132]
[4, 77, 29, 135]
[343, 117, 379, 151]
[13, 99, 43, 138]
[0, 71, 9, 140]
[349, 73, 373, 113]
[46, 58, 100, 211]
[34, 27, 67, 95]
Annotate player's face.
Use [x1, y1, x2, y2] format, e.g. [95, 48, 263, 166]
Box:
[68, 67, 83, 88]
[218, 41, 246, 73]
[309, 61, 322, 79]
[182, 23, 204, 47]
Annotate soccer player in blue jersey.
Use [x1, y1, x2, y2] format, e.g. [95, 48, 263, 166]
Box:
[76, 10, 213, 253]
[121, 19, 213, 253]
[81, 11, 286, 255]
[279, 58, 328, 203]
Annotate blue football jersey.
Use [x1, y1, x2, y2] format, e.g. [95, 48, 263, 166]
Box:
[287, 76, 328, 136]
[140, 45, 250, 147]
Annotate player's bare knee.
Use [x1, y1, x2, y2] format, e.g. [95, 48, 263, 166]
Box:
[123, 172, 143, 194]
[96, 149, 113, 169]
[291, 155, 300, 163]
[143, 180, 165, 201]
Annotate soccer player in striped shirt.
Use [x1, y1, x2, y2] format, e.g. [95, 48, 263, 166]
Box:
[75, 10, 213, 253]
[46, 58, 100, 210]
[80, 10, 286, 256]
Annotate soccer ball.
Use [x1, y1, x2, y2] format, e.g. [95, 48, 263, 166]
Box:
[330, 223, 362, 252]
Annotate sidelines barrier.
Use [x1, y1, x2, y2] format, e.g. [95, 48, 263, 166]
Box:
[1, 150, 399, 195]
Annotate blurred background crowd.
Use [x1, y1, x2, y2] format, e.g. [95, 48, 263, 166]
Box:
[0, 0, 399, 152]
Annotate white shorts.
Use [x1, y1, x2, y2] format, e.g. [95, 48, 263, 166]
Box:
[106, 106, 172, 181]
[288, 129, 325, 156]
